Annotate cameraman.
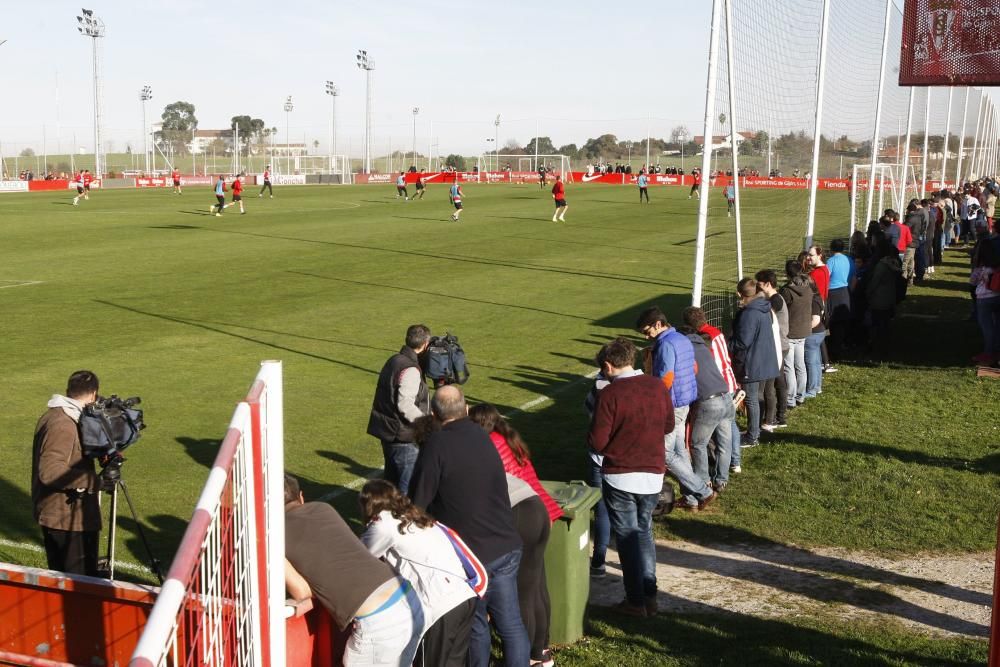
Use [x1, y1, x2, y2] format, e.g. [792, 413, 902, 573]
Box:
[31, 370, 104, 576]
[367, 325, 431, 495]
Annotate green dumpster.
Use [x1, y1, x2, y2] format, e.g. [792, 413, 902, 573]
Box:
[540, 480, 603, 645]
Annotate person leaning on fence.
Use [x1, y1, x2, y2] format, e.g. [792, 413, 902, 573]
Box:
[367, 324, 432, 495]
[358, 479, 478, 667]
[730, 278, 781, 448]
[409, 385, 530, 667]
[32, 370, 105, 576]
[283, 474, 424, 666]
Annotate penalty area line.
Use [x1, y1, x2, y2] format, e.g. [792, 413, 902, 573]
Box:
[0, 280, 43, 289]
[0, 537, 151, 574]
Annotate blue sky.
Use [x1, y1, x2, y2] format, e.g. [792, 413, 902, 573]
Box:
[0, 0, 991, 157]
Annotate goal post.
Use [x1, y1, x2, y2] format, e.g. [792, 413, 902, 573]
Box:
[850, 162, 920, 236]
[475, 154, 573, 182]
[130, 361, 284, 667]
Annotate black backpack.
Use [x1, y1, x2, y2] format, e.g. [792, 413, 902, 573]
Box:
[425, 333, 470, 387]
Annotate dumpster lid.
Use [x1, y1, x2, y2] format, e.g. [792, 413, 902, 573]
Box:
[540, 480, 602, 519]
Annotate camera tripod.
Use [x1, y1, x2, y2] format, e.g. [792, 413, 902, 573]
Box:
[98, 463, 164, 584]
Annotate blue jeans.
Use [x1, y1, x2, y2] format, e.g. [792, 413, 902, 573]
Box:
[784, 339, 806, 406]
[469, 549, 530, 667]
[743, 381, 761, 442]
[602, 482, 658, 606]
[804, 332, 825, 397]
[690, 394, 735, 487]
[976, 294, 1000, 357]
[587, 457, 611, 570]
[663, 405, 712, 506]
[380, 441, 419, 495]
[729, 418, 742, 467]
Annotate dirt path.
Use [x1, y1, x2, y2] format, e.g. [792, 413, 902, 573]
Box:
[588, 539, 995, 637]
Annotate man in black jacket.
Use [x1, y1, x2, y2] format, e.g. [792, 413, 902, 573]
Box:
[367, 324, 431, 494]
[410, 385, 529, 667]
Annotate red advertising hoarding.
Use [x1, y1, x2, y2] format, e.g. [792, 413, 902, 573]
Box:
[900, 0, 1000, 85]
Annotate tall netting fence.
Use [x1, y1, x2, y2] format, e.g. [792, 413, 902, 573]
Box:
[696, 0, 991, 328]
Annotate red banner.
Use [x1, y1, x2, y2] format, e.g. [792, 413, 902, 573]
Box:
[26, 179, 102, 191]
[900, 0, 1000, 85]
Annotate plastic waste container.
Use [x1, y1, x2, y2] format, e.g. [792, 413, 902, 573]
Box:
[539, 480, 602, 645]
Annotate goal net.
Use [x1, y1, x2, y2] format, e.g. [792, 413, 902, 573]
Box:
[476, 154, 573, 181]
[850, 163, 921, 235]
[130, 361, 285, 667]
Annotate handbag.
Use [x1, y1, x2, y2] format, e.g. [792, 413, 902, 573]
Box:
[988, 269, 1000, 292]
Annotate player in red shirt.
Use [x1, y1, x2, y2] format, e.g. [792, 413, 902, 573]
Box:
[689, 168, 701, 199]
[72, 170, 85, 206]
[226, 176, 246, 214]
[258, 166, 273, 198]
[172, 168, 182, 194]
[551, 175, 568, 222]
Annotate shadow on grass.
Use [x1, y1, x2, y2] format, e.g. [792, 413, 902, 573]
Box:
[287, 271, 591, 321]
[94, 300, 379, 376]
[573, 596, 985, 666]
[501, 234, 687, 256]
[175, 436, 221, 469]
[788, 433, 1000, 476]
[149, 223, 202, 229]
[0, 476, 42, 544]
[197, 226, 689, 289]
[664, 521, 992, 610]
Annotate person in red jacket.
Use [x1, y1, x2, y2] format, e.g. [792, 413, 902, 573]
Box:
[550, 175, 567, 222]
[469, 403, 561, 667]
[227, 175, 245, 214]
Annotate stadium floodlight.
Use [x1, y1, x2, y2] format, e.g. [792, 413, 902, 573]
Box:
[411, 107, 419, 171]
[284, 95, 294, 175]
[76, 8, 105, 178]
[140, 85, 152, 174]
[325, 81, 339, 161]
[356, 49, 375, 174]
[625, 140, 633, 166]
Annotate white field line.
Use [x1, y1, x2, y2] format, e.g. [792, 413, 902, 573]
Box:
[0, 536, 151, 574]
[318, 369, 600, 502]
[0, 280, 43, 289]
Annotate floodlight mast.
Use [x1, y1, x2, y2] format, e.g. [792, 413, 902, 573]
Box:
[325, 82, 339, 166]
[411, 107, 419, 171]
[356, 49, 374, 174]
[284, 96, 294, 175]
[494, 114, 501, 171]
[140, 85, 152, 174]
[76, 9, 105, 178]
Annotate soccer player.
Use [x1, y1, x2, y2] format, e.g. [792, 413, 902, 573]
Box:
[211, 175, 227, 217]
[226, 175, 245, 214]
[449, 181, 464, 221]
[82, 170, 93, 200]
[551, 175, 568, 222]
[724, 183, 736, 217]
[258, 165, 273, 198]
[538, 165, 547, 189]
[396, 172, 409, 200]
[689, 168, 701, 199]
[172, 168, 182, 194]
[412, 175, 426, 200]
[637, 170, 650, 203]
[72, 170, 85, 206]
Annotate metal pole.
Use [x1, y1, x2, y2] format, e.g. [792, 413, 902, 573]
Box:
[724, 0, 744, 279]
[850, 163, 860, 235]
[92, 36, 100, 176]
[899, 87, 915, 212]
[142, 98, 148, 173]
[864, 0, 893, 228]
[969, 90, 984, 182]
[920, 88, 931, 198]
[805, 0, 832, 247]
[941, 87, 954, 190]
[692, 0, 724, 308]
[645, 116, 651, 172]
[955, 87, 970, 189]
[534, 118, 539, 172]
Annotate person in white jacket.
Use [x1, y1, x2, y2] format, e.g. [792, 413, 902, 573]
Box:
[360, 479, 478, 667]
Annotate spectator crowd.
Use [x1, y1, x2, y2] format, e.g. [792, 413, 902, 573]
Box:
[280, 177, 999, 666]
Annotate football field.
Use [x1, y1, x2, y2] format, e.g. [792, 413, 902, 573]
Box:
[0, 181, 995, 664]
